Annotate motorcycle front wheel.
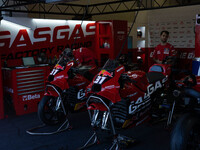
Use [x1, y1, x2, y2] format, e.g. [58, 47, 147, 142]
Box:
[38, 96, 68, 125]
[170, 113, 200, 150]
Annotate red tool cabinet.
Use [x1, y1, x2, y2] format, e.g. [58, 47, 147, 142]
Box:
[95, 20, 128, 66]
[2, 65, 50, 116]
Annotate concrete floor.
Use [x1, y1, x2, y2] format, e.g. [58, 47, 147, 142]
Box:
[0, 111, 171, 150]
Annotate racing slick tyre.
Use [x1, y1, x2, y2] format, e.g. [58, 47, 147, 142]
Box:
[170, 113, 200, 150]
[38, 96, 68, 125]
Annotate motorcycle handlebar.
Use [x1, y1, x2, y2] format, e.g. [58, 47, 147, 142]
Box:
[175, 74, 197, 88]
[68, 67, 79, 79]
[70, 67, 79, 73]
[183, 74, 197, 87]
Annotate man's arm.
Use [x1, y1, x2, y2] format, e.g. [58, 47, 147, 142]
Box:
[170, 45, 177, 57]
[166, 45, 177, 65]
[152, 47, 162, 64]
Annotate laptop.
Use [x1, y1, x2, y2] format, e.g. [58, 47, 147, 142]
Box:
[22, 57, 35, 66]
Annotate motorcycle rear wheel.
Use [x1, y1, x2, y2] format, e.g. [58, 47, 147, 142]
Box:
[170, 113, 200, 150]
[38, 96, 68, 125]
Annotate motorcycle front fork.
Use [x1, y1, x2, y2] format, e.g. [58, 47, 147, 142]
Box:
[55, 97, 67, 115]
[91, 110, 110, 130]
[46, 84, 67, 116]
[86, 110, 122, 150]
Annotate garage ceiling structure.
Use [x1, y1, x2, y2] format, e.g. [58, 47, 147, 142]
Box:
[1, 0, 200, 18]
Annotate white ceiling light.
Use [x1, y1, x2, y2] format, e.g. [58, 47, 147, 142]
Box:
[1, 20, 31, 30]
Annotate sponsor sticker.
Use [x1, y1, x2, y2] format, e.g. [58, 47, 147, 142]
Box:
[22, 94, 40, 101]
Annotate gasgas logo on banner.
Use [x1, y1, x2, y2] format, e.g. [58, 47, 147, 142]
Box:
[0, 18, 96, 63]
[22, 94, 40, 101]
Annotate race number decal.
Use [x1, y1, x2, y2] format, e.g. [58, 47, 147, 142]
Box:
[50, 69, 59, 76]
[94, 76, 106, 84]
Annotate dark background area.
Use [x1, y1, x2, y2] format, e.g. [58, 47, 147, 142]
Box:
[0, 111, 171, 150]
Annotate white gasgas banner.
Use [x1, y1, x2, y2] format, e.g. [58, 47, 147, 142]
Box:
[0, 17, 96, 66]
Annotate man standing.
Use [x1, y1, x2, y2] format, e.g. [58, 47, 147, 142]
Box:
[153, 30, 177, 64]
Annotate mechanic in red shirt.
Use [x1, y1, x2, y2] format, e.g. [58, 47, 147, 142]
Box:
[61, 47, 98, 81]
[153, 30, 177, 64]
[73, 47, 97, 67]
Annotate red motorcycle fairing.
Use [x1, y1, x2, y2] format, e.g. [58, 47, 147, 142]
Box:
[125, 70, 149, 92]
[38, 54, 100, 126]
[88, 66, 167, 113]
[121, 71, 167, 117]
[44, 61, 74, 97]
[87, 65, 125, 104]
[68, 74, 90, 89]
[86, 60, 169, 129]
[81, 59, 176, 150]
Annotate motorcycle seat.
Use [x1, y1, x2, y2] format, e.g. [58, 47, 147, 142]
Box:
[146, 72, 166, 84]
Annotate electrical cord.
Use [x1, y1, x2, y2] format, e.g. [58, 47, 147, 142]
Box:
[116, 0, 143, 60]
[72, 0, 90, 48]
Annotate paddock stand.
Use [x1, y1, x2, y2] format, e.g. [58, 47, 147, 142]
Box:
[77, 131, 122, 150]
[78, 96, 137, 150]
[78, 132, 99, 150]
[165, 100, 176, 129]
[26, 118, 72, 135]
[78, 131, 137, 150]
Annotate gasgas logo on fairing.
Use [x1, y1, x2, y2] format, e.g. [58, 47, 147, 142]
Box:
[129, 77, 168, 114]
[146, 77, 168, 95]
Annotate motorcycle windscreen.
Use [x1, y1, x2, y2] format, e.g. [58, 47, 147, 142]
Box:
[102, 59, 120, 73]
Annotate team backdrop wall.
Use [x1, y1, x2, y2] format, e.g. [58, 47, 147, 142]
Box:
[0, 17, 96, 67]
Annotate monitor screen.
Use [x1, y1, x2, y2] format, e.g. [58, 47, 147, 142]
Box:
[22, 57, 35, 66]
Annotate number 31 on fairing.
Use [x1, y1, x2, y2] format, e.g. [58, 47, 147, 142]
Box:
[94, 76, 106, 84]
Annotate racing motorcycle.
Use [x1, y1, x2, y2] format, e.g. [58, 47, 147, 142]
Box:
[80, 59, 172, 149]
[170, 74, 200, 150]
[37, 53, 98, 126]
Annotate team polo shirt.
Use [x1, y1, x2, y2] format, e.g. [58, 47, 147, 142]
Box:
[153, 43, 176, 61]
[73, 47, 96, 66]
